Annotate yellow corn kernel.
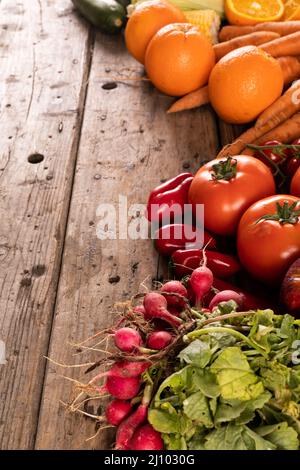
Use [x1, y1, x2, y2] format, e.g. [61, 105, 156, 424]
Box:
[184, 9, 221, 44]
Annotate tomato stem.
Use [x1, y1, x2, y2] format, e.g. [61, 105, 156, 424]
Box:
[256, 200, 300, 225]
[246, 144, 291, 188]
[211, 157, 237, 181]
[247, 143, 300, 161]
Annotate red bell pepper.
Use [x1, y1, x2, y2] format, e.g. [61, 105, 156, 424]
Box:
[147, 173, 193, 224]
[171, 249, 241, 280]
[155, 224, 217, 257]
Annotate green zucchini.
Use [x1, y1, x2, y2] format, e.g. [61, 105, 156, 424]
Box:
[72, 0, 126, 34]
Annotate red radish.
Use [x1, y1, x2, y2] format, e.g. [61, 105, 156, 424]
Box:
[105, 400, 132, 426]
[133, 305, 146, 316]
[141, 301, 182, 321]
[209, 290, 245, 311]
[147, 331, 173, 350]
[190, 266, 214, 305]
[136, 299, 181, 321]
[138, 304, 179, 322]
[130, 424, 164, 450]
[114, 327, 142, 352]
[213, 278, 270, 310]
[91, 361, 151, 385]
[110, 361, 150, 378]
[281, 259, 300, 317]
[115, 403, 148, 450]
[115, 383, 153, 450]
[143, 293, 183, 328]
[160, 281, 188, 309]
[106, 375, 140, 400]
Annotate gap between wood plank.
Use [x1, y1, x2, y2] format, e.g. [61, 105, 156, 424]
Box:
[217, 119, 246, 148]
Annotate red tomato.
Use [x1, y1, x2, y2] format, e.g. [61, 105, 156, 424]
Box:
[291, 167, 300, 197]
[288, 138, 300, 159]
[237, 195, 300, 286]
[285, 138, 300, 177]
[188, 155, 276, 236]
[254, 140, 288, 172]
[285, 157, 300, 178]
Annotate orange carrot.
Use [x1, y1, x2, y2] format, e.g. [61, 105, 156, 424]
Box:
[278, 56, 300, 86]
[241, 147, 255, 156]
[249, 112, 300, 146]
[219, 25, 254, 42]
[217, 81, 300, 158]
[167, 86, 209, 113]
[260, 31, 300, 58]
[219, 22, 300, 42]
[214, 31, 280, 61]
[256, 79, 300, 127]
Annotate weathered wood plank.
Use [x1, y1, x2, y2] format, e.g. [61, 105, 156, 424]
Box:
[36, 31, 219, 449]
[0, 0, 92, 449]
[218, 121, 247, 148]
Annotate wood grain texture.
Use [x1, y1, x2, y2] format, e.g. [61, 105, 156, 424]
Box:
[0, 0, 92, 449]
[36, 32, 219, 449]
[218, 121, 247, 148]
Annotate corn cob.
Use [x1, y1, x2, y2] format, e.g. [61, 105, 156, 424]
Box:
[130, 0, 225, 17]
[184, 9, 221, 44]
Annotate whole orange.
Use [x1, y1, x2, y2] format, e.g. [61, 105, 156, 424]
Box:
[145, 23, 215, 97]
[208, 46, 284, 124]
[125, 0, 185, 64]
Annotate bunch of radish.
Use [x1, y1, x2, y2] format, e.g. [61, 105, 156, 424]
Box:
[86, 326, 165, 449]
[98, 283, 189, 450]
[64, 259, 248, 450]
[91, 322, 173, 449]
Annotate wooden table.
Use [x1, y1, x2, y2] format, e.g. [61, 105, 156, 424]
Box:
[0, 0, 241, 449]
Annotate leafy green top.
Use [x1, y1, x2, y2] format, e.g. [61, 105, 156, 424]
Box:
[148, 308, 300, 450]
